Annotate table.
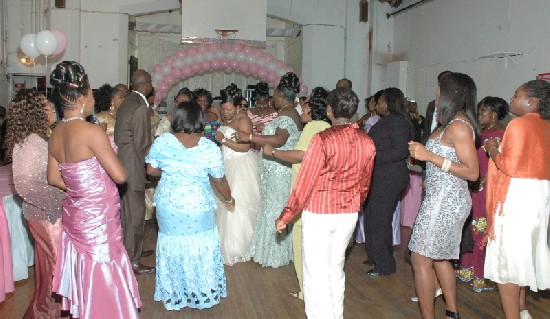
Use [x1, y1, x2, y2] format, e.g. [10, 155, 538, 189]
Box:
[0, 164, 34, 303]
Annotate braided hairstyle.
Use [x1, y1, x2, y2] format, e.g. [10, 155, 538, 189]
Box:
[277, 72, 300, 102]
[309, 87, 330, 122]
[50, 61, 90, 112]
[521, 80, 550, 120]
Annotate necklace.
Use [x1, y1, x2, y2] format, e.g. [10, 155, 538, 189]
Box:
[277, 104, 293, 114]
[62, 116, 85, 123]
[485, 122, 498, 130]
[226, 113, 238, 124]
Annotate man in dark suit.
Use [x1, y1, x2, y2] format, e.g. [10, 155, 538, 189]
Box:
[114, 69, 154, 275]
[421, 70, 452, 144]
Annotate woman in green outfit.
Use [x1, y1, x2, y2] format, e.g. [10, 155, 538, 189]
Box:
[264, 87, 331, 299]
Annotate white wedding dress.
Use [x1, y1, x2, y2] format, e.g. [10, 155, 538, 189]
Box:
[215, 126, 261, 265]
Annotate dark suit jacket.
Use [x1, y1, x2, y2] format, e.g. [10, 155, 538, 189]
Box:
[368, 113, 411, 185]
[422, 100, 436, 144]
[114, 91, 152, 190]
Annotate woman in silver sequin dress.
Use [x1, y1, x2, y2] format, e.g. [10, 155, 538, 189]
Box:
[407, 73, 480, 319]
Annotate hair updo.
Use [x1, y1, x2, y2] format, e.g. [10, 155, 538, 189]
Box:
[309, 87, 330, 122]
[277, 72, 300, 101]
[255, 82, 270, 101]
[220, 83, 240, 104]
[50, 61, 90, 111]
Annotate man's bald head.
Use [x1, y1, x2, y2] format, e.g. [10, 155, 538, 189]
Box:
[131, 69, 152, 95]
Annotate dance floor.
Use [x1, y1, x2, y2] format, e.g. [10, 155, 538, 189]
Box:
[1, 221, 549, 318]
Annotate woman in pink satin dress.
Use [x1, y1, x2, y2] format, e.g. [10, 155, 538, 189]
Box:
[4, 89, 65, 318]
[47, 61, 141, 318]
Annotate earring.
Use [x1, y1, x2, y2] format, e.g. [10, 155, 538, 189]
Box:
[110, 102, 114, 110]
[80, 104, 85, 114]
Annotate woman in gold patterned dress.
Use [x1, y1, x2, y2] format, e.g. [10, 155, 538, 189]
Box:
[94, 83, 129, 137]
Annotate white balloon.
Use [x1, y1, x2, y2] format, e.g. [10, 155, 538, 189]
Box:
[215, 51, 225, 60]
[256, 57, 266, 67]
[174, 59, 185, 68]
[247, 54, 256, 64]
[20, 33, 40, 58]
[35, 30, 58, 56]
[184, 56, 194, 65]
[276, 68, 286, 77]
[152, 72, 164, 83]
[236, 52, 246, 62]
[226, 51, 236, 60]
[162, 64, 172, 75]
[205, 52, 214, 61]
[266, 62, 277, 72]
[194, 53, 204, 63]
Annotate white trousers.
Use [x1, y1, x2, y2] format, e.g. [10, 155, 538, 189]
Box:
[302, 210, 358, 319]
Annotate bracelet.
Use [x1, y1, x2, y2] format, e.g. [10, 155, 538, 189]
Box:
[221, 137, 227, 144]
[271, 149, 277, 157]
[487, 146, 498, 156]
[225, 197, 234, 204]
[249, 133, 253, 142]
[441, 158, 452, 172]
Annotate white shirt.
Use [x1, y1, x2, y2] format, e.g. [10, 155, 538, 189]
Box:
[430, 109, 438, 132]
[133, 90, 149, 108]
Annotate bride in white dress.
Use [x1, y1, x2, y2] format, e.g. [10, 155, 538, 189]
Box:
[214, 88, 260, 265]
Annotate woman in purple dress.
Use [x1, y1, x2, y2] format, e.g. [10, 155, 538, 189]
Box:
[5, 89, 65, 318]
[456, 96, 508, 292]
[47, 61, 141, 318]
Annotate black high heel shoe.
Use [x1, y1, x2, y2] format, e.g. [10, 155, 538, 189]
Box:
[446, 310, 460, 319]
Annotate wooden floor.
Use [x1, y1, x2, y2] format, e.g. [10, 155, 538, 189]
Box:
[1, 223, 549, 319]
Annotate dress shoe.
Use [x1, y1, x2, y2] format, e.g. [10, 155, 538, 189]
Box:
[366, 269, 380, 276]
[363, 259, 374, 266]
[132, 263, 155, 275]
[141, 249, 154, 258]
[520, 309, 532, 319]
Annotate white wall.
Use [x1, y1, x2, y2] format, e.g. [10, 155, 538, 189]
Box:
[0, 0, 130, 105]
[387, 0, 550, 114]
[268, 0, 370, 113]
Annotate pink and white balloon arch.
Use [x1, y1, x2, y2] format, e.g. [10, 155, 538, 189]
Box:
[150, 43, 308, 106]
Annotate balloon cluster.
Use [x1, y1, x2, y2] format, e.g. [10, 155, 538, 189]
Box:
[151, 43, 309, 106]
[19, 29, 68, 59]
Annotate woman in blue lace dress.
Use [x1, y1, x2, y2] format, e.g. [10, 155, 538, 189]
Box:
[235, 72, 302, 268]
[146, 101, 234, 311]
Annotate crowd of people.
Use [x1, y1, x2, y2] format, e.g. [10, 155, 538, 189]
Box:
[1, 60, 549, 319]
